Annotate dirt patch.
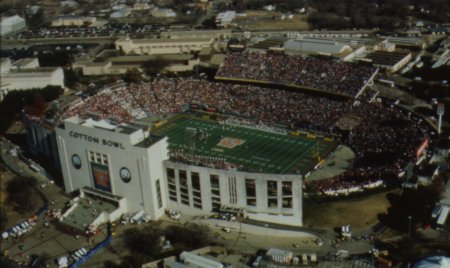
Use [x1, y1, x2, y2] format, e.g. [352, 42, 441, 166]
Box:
[0, 163, 46, 229]
[303, 189, 401, 229]
[0, 163, 13, 206]
[236, 11, 310, 31]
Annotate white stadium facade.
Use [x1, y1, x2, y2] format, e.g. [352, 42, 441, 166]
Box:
[54, 114, 304, 227]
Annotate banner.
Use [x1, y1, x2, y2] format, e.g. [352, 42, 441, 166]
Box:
[91, 162, 111, 192]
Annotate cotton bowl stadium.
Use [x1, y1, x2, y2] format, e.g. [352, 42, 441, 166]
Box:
[24, 52, 431, 229]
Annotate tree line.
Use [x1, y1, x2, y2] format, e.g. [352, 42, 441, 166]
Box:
[104, 222, 213, 268]
[221, 0, 450, 30]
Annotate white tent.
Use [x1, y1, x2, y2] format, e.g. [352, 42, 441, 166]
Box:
[58, 256, 69, 268]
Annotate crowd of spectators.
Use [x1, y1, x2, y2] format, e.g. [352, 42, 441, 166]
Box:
[305, 166, 397, 195]
[61, 78, 429, 193]
[170, 145, 238, 171]
[216, 52, 378, 97]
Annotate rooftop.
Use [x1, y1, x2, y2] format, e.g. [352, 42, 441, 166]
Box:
[60, 191, 119, 231]
[130, 37, 213, 44]
[365, 51, 410, 66]
[1, 15, 25, 24]
[250, 37, 286, 50]
[1, 67, 61, 77]
[283, 39, 352, 55]
[12, 58, 38, 67]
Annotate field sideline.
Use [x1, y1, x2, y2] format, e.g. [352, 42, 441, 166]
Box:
[152, 113, 336, 175]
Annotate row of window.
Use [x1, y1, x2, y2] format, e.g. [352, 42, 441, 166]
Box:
[167, 168, 294, 210]
[88, 150, 108, 165]
[167, 169, 203, 209]
[246, 179, 293, 197]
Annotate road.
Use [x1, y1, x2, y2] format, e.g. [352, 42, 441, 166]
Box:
[0, 36, 118, 49]
[1, 28, 379, 50]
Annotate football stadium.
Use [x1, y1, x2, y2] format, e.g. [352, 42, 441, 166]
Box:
[152, 113, 336, 175]
[25, 51, 431, 229]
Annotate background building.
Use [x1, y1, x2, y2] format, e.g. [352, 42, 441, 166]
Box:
[115, 37, 214, 55]
[151, 8, 176, 18]
[51, 16, 97, 27]
[0, 58, 65, 101]
[11, 58, 40, 69]
[0, 15, 26, 37]
[283, 39, 353, 59]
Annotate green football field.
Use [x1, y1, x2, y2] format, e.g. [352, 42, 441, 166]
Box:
[152, 114, 336, 174]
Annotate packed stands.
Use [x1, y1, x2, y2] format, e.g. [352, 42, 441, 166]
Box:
[215, 52, 378, 97]
[61, 78, 428, 194]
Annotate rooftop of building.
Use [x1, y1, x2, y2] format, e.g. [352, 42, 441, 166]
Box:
[1, 15, 25, 24]
[72, 117, 142, 136]
[365, 50, 410, 66]
[283, 39, 351, 54]
[12, 58, 38, 67]
[60, 188, 120, 232]
[1, 67, 61, 77]
[128, 37, 214, 44]
[250, 36, 286, 49]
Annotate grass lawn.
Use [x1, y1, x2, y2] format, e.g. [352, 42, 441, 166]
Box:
[152, 113, 336, 174]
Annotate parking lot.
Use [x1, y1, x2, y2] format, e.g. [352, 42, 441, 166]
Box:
[7, 23, 165, 40]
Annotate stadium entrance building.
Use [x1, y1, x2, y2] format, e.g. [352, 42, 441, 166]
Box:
[56, 116, 169, 221]
[56, 115, 306, 226]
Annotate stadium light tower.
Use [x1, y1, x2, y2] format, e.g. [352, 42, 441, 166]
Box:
[437, 103, 445, 135]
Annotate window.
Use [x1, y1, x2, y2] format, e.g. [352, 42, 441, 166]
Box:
[180, 187, 188, 194]
[193, 196, 202, 209]
[169, 190, 177, 201]
[191, 172, 202, 209]
[181, 193, 189, 205]
[167, 168, 175, 179]
[267, 181, 278, 197]
[191, 172, 200, 190]
[211, 189, 220, 196]
[89, 151, 108, 165]
[282, 181, 292, 196]
[167, 168, 177, 202]
[179, 170, 187, 188]
[247, 199, 257, 206]
[210, 174, 221, 211]
[246, 179, 256, 197]
[268, 198, 278, 208]
[156, 179, 162, 208]
[210, 174, 219, 189]
[282, 197, 293, 208]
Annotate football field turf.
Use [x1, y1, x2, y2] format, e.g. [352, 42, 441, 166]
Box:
[152, 114, 336, 174]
